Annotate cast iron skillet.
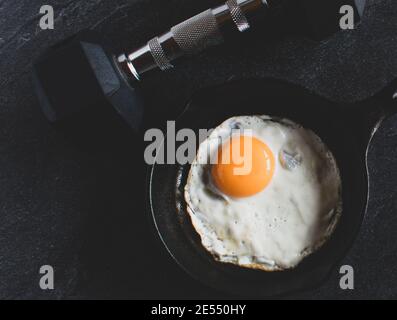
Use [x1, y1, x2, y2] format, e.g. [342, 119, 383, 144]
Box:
[148, 79, 396, 297]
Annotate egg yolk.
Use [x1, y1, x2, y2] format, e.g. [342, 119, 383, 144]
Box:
[211, 135, 275, 198]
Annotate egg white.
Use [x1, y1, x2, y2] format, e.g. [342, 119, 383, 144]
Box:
[184, 115, 342, 271]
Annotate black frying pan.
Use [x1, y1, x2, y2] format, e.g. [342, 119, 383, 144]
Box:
[148, 79, 396, 297]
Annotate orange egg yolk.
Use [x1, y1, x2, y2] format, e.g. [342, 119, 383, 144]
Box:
[211, 135, 275, 198]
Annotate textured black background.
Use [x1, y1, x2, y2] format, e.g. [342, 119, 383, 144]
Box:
[0, 0, 397, 299]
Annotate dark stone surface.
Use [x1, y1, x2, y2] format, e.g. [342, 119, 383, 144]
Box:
[0, 0, 396, 299]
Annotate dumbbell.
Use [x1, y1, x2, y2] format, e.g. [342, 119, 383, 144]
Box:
[32, 0, 366, 134]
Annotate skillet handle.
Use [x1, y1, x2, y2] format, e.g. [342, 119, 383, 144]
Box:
[353, 81, 397, 156]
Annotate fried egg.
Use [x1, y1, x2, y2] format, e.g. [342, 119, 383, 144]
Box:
[184, 115, 342, 271]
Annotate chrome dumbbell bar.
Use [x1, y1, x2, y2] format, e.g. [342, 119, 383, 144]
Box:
[118, 0, 269, 82]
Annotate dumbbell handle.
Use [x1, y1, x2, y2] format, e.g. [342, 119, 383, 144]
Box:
[117, 0, 270, 82]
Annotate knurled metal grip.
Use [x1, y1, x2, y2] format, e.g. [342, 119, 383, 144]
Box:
[118, 0, 270, 81]
[171, 9, 224, 55]
[148, 37, 174, 71]
[226, 0, 251, 32]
